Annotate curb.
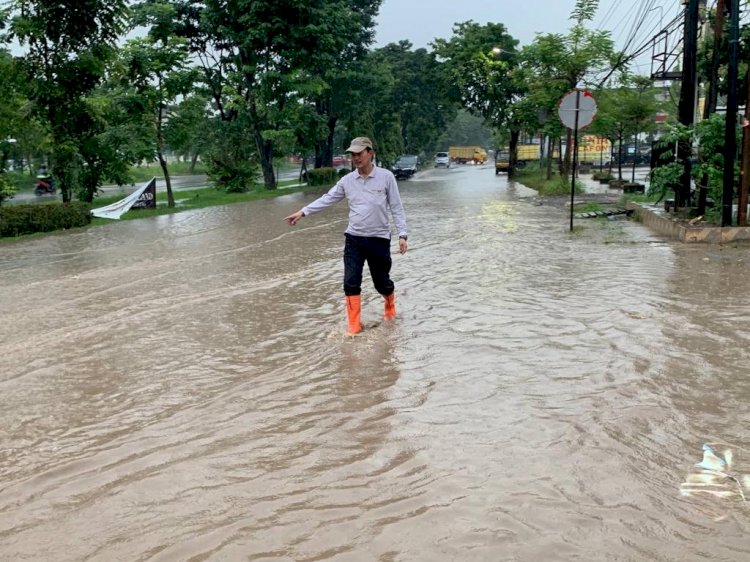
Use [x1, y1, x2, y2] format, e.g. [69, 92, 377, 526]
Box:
[626, 202, 750, 243]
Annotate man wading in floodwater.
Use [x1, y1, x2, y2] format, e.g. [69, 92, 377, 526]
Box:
[284, 137, 408, 335]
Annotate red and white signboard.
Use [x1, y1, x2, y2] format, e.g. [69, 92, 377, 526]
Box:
[557, 90, 597, 130]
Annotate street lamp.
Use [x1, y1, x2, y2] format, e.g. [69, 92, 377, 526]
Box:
[491, 47, 519, 58]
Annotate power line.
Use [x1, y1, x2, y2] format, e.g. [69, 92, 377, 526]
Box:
[594, 9, 685, 88]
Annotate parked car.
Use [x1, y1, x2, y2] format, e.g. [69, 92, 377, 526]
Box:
[434, 151, 450, 168]
[392, 155, 419, 179]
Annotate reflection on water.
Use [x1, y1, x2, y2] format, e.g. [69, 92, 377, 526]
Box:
[1, 166, 749, 560]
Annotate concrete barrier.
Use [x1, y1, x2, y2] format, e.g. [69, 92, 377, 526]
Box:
[626, 202, 750, 243]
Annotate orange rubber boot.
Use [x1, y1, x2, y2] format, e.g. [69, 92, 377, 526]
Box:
[384, 292, 396, 320]
[346, 295, 363, 335]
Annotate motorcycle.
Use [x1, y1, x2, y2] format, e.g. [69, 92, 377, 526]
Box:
[34, 176, 56, 196]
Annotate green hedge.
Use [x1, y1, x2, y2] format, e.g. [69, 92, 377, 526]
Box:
[0, 202, 92, 237]
[307, 167, 339, 186]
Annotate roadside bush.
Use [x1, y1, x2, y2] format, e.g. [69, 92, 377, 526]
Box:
[307, 167, 338, 186]
[0, 202, 92, 237]
[0, 173, 17, 204]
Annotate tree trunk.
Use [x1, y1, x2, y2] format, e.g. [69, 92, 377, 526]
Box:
[314, 96, 335, 168]
[157, 101, 175, 207]
[299, 157, 308, 184]
[315, 114, 336, 168]
[617, 133, 624, 180]
[546, 137, 554, 180]
[508, 129, 520, 178]
[158, 150, 174, 208]
[255, 124, 276, 190]
[190, 152, 199, 174]
[52, 147, 73, 203]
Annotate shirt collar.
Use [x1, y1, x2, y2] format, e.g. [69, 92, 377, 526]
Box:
[357, 165, 377, 180]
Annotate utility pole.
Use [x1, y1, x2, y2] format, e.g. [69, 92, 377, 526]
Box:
[721, 0, 740, 226]
[739, 75, 750, 226]
[676, 0, 700, 209]
[704, 0, 726, 116]
[698, 0, 726, 216]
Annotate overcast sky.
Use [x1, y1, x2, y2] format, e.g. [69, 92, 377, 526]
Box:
[373, 0, 684, 76]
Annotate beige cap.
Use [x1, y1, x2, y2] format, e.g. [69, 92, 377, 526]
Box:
[345, 136, 373, 153]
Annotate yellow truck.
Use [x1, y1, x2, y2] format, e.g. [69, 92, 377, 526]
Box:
[494, 144, 540, 172]
[449, 146, 487, 164]
[495, 143, 569, 172]
[515, 144, 542, 168]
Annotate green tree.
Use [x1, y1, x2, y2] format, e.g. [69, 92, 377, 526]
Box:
[113, 37, 199, 206]
[301, 0, 382, 168]
[338, 52, 402, 166]
[436, 110, 494, 149]
[7, 0, 130, 202]
[520, 0, 616, 178]
[373, 41, 456, 158]
[164, 93, 212, 174]
[135, 0, 381, 190]
[0, 49, 25, 174]
[433, 21, 520, 132]
[589, 77, 660, 180]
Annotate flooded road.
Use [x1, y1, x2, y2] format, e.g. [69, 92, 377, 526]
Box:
[1, 165, 749, 560]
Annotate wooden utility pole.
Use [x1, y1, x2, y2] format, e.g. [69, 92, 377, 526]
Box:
[721, 0, 740, 226]
[676, 0, 701, 209]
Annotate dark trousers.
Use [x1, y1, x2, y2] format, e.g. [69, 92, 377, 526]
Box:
[343, 233, 394, 296]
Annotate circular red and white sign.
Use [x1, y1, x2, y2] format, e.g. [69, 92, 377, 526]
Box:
[557, 89, 597, 130]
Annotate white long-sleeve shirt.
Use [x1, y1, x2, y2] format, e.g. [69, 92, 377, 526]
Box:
[302, 166, 407, 240]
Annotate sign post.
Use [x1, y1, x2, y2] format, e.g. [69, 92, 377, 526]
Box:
[558, 90, 597, 231]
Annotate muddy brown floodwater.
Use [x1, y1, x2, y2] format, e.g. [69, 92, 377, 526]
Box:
[1, 165, 749, 561]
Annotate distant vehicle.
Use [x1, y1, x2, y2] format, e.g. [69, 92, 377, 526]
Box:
[35, 166, 56, 196]
[494, 149, 511, 174]
[332, 155, 350, 168]
[448, 146, 487, 164]
[434, 151, 450, 168]
[514, 144, 542, 168]
[392, 155, 419, 179]
[494, 144, 553, 170]
[605, 151, 651, 167]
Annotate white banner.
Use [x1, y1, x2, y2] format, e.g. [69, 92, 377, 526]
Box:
[91, 177, 157, 220]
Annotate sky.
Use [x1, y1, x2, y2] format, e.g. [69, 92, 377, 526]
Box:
[373, 0, 685, 77]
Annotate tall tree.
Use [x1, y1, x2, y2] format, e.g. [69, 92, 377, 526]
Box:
[7, 0, 129, 202]
[135, 0, 381, 190]
[521, 0, 616, 178]
[371, 41, 456, 157]
[164, 93, 212, 174]
[304, 0, 381, 168]
[433, 21, 520, 131]
[113, 37, 199, 206]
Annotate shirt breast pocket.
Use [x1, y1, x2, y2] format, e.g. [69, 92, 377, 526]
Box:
[365, 185, 387, 201]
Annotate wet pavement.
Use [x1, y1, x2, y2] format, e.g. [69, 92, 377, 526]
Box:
[1, 164, 749, 560]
